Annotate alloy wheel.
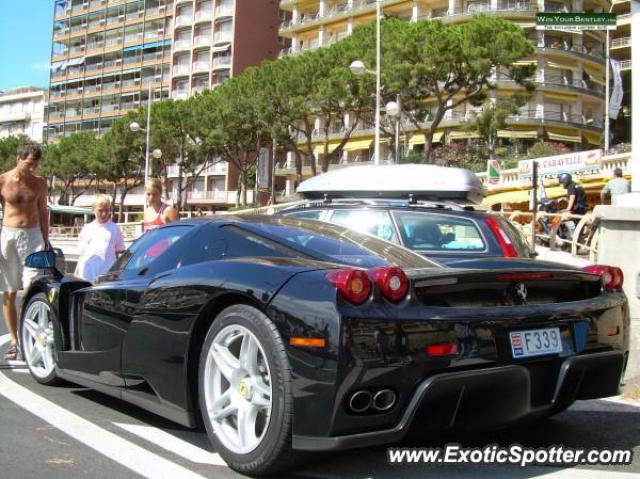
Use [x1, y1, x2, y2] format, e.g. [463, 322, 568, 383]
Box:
[203, 324, 273, 454]
[21, 300, 56, 379]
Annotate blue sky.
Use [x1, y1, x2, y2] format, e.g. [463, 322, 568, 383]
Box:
[0, 0, 55, 90]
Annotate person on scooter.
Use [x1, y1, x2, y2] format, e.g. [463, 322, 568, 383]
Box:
[558, 173, 588, 215]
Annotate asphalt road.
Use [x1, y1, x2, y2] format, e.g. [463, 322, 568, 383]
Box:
[1, 311, 639, 479]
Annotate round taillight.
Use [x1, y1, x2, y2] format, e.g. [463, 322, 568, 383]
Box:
[370, 266, 409, 302]
[582, 264, 624, 292]
[326, 269, 371, 305]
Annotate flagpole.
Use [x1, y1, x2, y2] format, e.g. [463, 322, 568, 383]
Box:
[604, 28, 610, 153]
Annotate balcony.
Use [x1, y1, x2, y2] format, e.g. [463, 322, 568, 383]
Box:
[193, 61, 210, 72]
[175, 15, 193, 27]
[213, 31, 232, 43]
[539, 39, 604, 61]
[194, 35, 211, 46]
[195, 10, 213, 23]
[0, 111, 30, 122]
[212, 56, 231, 69]
[173, 89, 189, 100]
[192, 85, 208, 94]
[202, 161, 227, 174]
[185, 190, 254, 205]
[620, 60, 631, 71]
[174, 39, 192, 51]
[173, 64, 191, 76]
[497, 74, 603, 97]
[611, 37, 631, 49]
[215, 5, 234, 17]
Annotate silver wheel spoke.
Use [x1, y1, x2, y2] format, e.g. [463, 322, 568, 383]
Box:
[209, 390, 236, 420]
[237, 403, 258, 450]
[24, 318, 39, 339]
[29, 344, 43, 366]
[239, 334, 259, 375]
[252, 379, 271, 408]
[210, 344, 240, 382]
[38, 303, 48, 327]
[42, 347, 52, 371]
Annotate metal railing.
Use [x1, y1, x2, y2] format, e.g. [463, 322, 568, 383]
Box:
[505, 210, 598, 261]
[611, 37, 631, 48]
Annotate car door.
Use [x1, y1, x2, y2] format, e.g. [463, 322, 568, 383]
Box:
[117, 225, 196, 404]
[63, 226, 193, 389]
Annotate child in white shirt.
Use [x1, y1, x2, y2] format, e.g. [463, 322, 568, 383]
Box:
[74, 195, 126, 282]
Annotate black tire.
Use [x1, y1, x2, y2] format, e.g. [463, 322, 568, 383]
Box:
[198, 304, 296, 476]
[20, 293, 63, 386]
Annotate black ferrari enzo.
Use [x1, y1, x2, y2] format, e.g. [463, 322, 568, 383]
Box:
[20, 216, 628, 475]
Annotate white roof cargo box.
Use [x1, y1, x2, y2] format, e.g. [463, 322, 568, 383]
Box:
[297, 164, 486, 204]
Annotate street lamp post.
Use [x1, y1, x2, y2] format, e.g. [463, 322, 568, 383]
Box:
[130, 83, 154, 185]
[374, 0, 381, 165]
[349, 0, 382, 165]
[385, 96, 401, 163]
[130, 119, 161, 209]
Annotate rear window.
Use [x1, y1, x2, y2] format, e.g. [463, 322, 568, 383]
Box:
[283, 210, 323, 220]
[240, 218, 436, 269]
[329, 209, 399, 243]
[392, 211, 486, 252]
[496, 216, 532, 257]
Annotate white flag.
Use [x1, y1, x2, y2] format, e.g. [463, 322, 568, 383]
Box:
[608, 58, 623, 120]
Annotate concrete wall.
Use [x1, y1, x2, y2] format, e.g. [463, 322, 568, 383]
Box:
[594, 205, 640, 385]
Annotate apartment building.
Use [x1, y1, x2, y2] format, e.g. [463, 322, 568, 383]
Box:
[0, 87, 47, 142]
[610, 0, 632, 143]
[47, 0, 282, 210]
[277, 0, 610, 183]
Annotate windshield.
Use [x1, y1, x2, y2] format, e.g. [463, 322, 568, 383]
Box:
[238, 216, 438, 269]
[392, 211, 487, 252]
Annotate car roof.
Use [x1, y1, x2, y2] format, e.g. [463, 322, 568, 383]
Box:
[278, 198, 489, 215]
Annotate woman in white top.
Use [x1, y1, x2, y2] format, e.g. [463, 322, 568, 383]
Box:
[75, 195, 126, 282]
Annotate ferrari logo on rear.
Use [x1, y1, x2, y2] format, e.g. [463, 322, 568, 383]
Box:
[514, 283, 528, 305]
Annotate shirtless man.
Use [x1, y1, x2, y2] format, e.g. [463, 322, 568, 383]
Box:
[0, 142, 49, 360]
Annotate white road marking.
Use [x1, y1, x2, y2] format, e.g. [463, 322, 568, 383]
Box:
[114, 422, 227, 466]
[0, 335, 209, 479]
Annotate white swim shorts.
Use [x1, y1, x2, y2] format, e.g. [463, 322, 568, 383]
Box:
[0, 226, 45, 292]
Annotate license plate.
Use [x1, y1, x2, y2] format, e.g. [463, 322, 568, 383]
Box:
[510, 327, 562, 358]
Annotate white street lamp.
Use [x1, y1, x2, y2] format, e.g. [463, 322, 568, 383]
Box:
[152, 148, 162, 160]
[349, 60, 366, 76]
[385, 98, 401, 163]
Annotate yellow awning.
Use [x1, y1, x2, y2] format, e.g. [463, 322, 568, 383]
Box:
[547, 129, 582, 143]
[544, 91, 577, 101]
[583, 132, 601, 145]
[583, 64, 604, 77]
[343, 138, 372, 152]
[589, 76, 606, 86]
[449, 131, 481, 140]
[313, 142, 341, 156]
[409, 131, 443, 146]
[482, 185, 568, 206]
[482, 190, 530, 206]
[547, 61, 581, 73]
[498, 129, 538, 139]
[512, 60, 537, 66]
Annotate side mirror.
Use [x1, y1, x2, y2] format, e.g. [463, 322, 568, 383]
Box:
[25, 250, 57, 269]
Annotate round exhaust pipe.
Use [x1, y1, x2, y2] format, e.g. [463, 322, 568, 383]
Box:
[372, 389, 396, 412]
[349, 390, 372, 413]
